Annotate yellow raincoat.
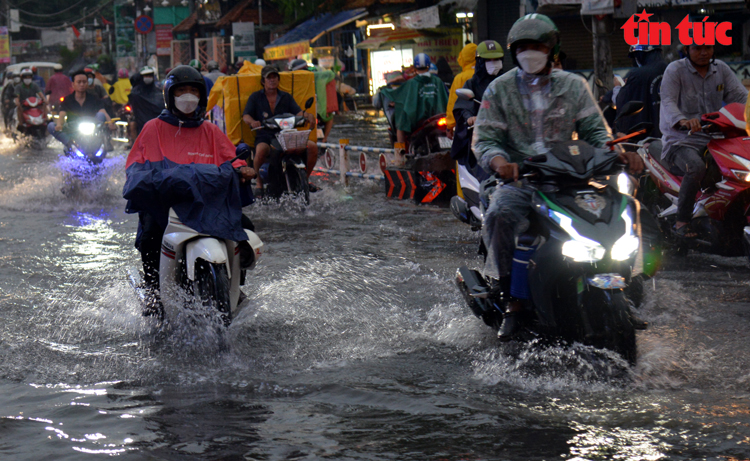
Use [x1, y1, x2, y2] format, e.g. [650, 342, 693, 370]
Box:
[207, 62, 317, 146]
[109, 77, 132, 105]
[446, 43, 477, 130]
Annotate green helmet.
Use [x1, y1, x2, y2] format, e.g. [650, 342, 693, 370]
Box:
[189, 59, 202, 71]
[88, 63, 100, 71]
[507, 13, 560, 62]
[140, 66, 155, 76]
[476, 40, 504, 59]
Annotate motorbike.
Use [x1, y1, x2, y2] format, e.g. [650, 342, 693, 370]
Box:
[455, 140, 661, 365]
[255, 97, 314, 204]
[633, 102, 750, 260]
[128, 148, 264, 328]
[15, 96, 49, 146]
[63, 116, 111, 165]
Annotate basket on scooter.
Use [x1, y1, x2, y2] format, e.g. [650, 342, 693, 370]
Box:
[275, 129, 311, 151]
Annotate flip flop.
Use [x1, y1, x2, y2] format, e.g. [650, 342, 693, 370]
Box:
[673, 223, 697, 239]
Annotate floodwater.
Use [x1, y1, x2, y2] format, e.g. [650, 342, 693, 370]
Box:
[2, 112, 750, 460]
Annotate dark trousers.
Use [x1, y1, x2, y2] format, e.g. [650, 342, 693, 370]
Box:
[665, 145, 706, 223]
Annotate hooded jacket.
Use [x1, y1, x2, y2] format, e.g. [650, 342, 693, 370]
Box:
[445, 43, 477, 129]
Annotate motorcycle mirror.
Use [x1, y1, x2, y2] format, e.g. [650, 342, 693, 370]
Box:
[455, 89, 476, 101]
[304, 97, 314, 110]
[234, 143, 252, 161]
[615, 101, 644, 121]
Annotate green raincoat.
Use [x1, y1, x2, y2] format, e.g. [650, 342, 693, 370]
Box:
[473, 68, 611, 172]
[312, 67, 336, 123]
[381, 73, 448, 133]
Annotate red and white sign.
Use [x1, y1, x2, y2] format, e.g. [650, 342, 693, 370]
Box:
[156, 24, 172, 56]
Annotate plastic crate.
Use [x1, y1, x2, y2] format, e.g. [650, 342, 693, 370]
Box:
[276, 130, 311, 151]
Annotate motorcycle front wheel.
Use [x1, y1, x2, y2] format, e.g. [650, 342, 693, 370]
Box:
[193, 259, 232, 327]
[286, 164, 310, 205]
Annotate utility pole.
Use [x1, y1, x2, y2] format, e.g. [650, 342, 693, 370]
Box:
[592, 14, 613, 102]
[258, 0, 262, 27]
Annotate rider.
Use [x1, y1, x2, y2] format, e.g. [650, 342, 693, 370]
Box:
[205, 60, 225, 83]
[125, 65, 255, 301]
[451, 40, 504, 172]
[242, 65, 318, 191]
[127, 66, 165, 136]
[291, 58, 336, 143]
[45, 64, 74, 111]
[615, 45, 667, 137]
[109, 68, 132, 110]
[14, 68, 47, 127]
[446, 43, 477, 139]
[188, 59, 213, 94]
[381, 53, 448, 145]
[2, 71, 18, 130]
[473, 14, 644, 340]
[31, 66, 45, 92]
[47, 69, 115, 147]
[659, 43, 748, 237]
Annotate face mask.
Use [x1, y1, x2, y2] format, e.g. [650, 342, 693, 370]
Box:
[23, 78, 32, 85]
[175, 93, 200, 114]
[87, 78, 94, 85]
[485, 60, 503, 75]
[516, 50, 549, 74]
[142, 77, 154, 85]
[13, 77, 20, 84]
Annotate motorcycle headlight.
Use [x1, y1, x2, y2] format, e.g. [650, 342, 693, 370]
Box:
[611, 208, 640, 261]
[617, 172, 634, 195]
[73, 146, 85, 158]
[95, 147, 104, 157]
[78, 122, 96, 136]
[551, 210, 606, 262]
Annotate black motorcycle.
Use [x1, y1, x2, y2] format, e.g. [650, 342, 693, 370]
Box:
[255, 97, 314, 204]
[455, 141, 661, 364]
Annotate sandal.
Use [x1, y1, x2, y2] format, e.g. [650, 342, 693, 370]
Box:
[673, 222, 697, 239]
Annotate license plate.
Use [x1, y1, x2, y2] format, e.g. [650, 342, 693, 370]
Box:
[588, 273, 627, 289]
[438, 136, 452, 149]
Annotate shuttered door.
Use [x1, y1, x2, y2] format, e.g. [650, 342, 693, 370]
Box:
[552, 15, 631, 71]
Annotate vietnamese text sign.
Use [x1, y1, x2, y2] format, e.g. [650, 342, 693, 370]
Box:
[0, 27, 9, 64]
[233, 22, 255, 58]
[156, 24, 172, 56]
[400, 5, 440, 29]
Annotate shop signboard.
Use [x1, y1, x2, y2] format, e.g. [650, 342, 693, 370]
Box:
[400, 5, 440, 29]
[414, 33, 463, 75]
[0, 27, 9, 64]
[115, 0, 136, 57]
[369, 48, 413, 94]
[156, 24, 172, 56]
[264, 41, 310, 61]
[232, 22, 255, 58]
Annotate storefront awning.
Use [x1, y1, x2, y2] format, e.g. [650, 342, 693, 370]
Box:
[265, 8, 367, 56]
[356, 28, 423, 50]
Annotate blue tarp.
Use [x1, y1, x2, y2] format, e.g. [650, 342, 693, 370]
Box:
[267, 8, 367, 47]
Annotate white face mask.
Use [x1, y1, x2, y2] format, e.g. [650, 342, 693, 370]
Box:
[142, 77, 154, 85]
[23, 78, 32, 85]
[87, 77, 94, 85]
[485, 60, 503, 76]
[175, 93, 200, 114]
[13, 77, 20, 84]
[516, 50, 549, 74]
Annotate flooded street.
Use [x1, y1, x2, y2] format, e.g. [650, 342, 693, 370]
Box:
[2, 111, 750, 460]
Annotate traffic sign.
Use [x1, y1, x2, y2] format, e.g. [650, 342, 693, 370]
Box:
[135, 15, 153, 34]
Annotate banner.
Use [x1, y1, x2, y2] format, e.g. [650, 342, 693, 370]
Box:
[114, 0, 136, 57]
[156, 24, 172, 56]
[264, 41, 310, 61]
[0, 27, 9, 64]
[400, 5, 440, 29]
[232, 22, 255, 58]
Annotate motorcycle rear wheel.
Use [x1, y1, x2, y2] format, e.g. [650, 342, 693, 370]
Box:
[286, 165, 310, 205]
[193, 259, 232, 327]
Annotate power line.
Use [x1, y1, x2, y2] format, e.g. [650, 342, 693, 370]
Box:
[0, 0, 114, 30]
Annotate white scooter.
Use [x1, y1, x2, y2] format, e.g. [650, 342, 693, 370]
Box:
[128, 151, 264, 327]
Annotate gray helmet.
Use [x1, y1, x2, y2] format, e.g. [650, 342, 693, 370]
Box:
[206, 60, 219, 71]
[289, 59, 308, 71]
[507, 14, 560, 65]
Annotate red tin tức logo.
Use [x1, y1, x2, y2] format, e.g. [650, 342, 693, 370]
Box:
[622, 9, 732, 46]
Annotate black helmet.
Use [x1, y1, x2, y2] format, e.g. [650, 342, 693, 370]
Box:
[289, 59, 309, 71]
[163, 65, 207, 119]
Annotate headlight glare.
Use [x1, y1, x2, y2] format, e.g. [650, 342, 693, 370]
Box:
[78, 122, 96, 135]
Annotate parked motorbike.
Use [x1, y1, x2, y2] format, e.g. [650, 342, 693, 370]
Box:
[15, 96, 49, 147]
[455, 140, 661, 364]
[128, 148, 264, 328]
[633, 102, 750, 260]
[255, 97, 314, 204]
